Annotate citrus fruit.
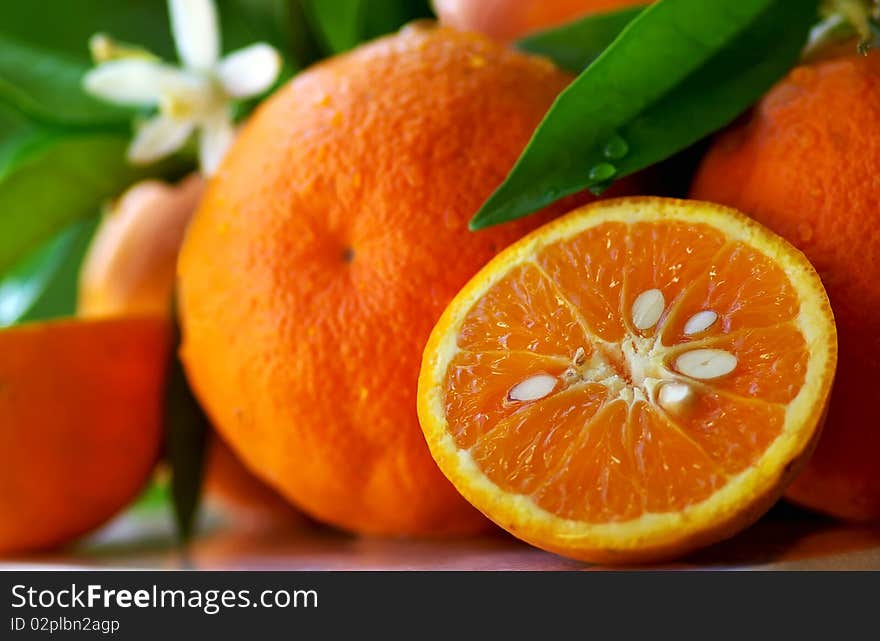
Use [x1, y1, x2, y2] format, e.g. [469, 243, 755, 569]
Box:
[78, 175, 203, 318]
[0, 317, 168, 554]
[691, 51, 880, 522]
[418, 197, 836, 563]
[178, 25, 634, 536]
[77, 176, 298, 521]
[204, 437, 307, 525]
[433, 0, 646, 42]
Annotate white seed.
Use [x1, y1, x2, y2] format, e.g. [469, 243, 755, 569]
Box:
[675, 349, 737, 380]
[508, 374, 557, 403]
[572, 346, 586, 366]
[657, 381, 692, 412]
[631, 288, 665, 330]
[683, 310, 718, 336]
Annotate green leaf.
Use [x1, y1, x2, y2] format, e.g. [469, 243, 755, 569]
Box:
[0, 127, 186, 275]
[0, 34, 132, 129]
[304, 0, 363, 53]
[302, 0, 432, 54]
[0, 1, 308, 123]
[0, 216, 98, 327]
[0, 224, 78, 327]
[517, 6, 646, 73]
[131, 478, 172, 514]
[471, 0, 821, 230]
[0, 1, 175, 63]
[17, 217, 100, 324]
[219, 0, 309, 75]
[163, 324, 210, 543]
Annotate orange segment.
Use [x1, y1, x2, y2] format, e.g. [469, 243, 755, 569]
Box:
[458, 263, 589, 357]
[532, 401, 642, 522]
[622, 402, 725, 515]
[661, 242, 800, 345]
[418, 197, 837, 564]
[623, 220, 727, 338]
[536, 221, 628, 341]
[471, 384, 608, 496]
[673, 392, 786, 475]
[666, 324, 809, 405]
[444, 350, 570, 448]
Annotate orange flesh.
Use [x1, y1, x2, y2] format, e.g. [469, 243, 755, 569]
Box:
[443, 221, 806, 523]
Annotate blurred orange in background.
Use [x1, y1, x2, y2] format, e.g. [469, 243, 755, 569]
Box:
[78, 174, 301, 525]
[692, 50, 880, 523]
[433, 0, 646, 42]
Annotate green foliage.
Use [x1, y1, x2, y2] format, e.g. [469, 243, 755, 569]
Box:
[302, 0, 432, 54]
[0, 128, 186, 274]
[472, 0, 822, 230]
[0, 216, 98, 327]
[517, 6, 646, 73]
[163, 323, 211, 544]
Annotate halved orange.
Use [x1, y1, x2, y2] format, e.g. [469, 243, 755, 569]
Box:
[0, 317, 168, 554]
[418, 197, 837, 563]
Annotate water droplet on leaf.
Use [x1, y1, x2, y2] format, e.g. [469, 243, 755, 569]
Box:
[588, 162, 617, 183]
[603, 135, 629, 160]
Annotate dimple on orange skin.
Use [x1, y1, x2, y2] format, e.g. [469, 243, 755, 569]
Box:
[0, 318, 168, 554]
[178, 26, 638, 537]
[692, 52, 880, 522]
[419, 197, 837, 563]
[433, 0, 647, 42]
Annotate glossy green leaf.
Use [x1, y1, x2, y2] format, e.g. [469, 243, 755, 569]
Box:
[517, 6, 646, 73]
[131, 478, 172, 514]
[16, 217, 99, 324]
[0, 216, 97, 327]
[0, 1, 307, 126]
[471, 0, 821, 230]
[0, 1, 175, 63]
[303, 0, 363, 53]
[164, 324, 210, 543]
[0, 34, 131, 128]
[219, 0, 311, 75]
[302, 0, 432, 54]
[0, 128, 185, 274]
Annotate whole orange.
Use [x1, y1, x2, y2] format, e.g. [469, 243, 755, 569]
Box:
[178, 25, 633, 536]
[433, 0, 646, 42]
[691, 51, 880, 522]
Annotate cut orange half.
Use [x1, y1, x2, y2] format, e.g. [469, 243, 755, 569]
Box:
[0, 317, 168, 553]
[418, 197, 837, 564]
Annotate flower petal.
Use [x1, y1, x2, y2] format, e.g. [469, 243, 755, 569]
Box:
[198, 110, 235, 175]
[217, 43, 281, 98]
[83, 60, 179, 106]
[128, 115, 195, 164]
[168, 0, 219, 71]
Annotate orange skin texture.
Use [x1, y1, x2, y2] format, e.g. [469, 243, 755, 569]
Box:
[691, 53, 880, 522]
[178, 26, 633, 536]
[433, 0, 646, 42]
[0, 318, 168, 554]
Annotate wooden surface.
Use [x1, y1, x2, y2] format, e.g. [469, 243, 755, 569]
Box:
[3, 503, 880, 570]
